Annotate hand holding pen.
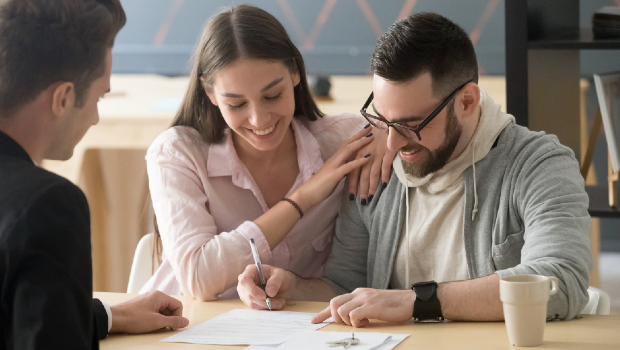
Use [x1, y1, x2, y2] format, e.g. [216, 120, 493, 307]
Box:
[249, 238, 272, 310]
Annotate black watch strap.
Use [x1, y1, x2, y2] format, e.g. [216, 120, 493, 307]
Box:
[411, 281, 444, 322]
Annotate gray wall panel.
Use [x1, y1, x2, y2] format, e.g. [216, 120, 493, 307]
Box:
[113, 0, 619, 76]
[112, 0, 508, 76]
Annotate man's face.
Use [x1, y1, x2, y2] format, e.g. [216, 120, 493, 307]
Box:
[45, 49, 112, 161]
[372, 72, 462, 177]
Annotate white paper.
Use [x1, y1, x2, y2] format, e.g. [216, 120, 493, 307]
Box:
[273, 331, 409, 350]
[161, 309, 330, 345]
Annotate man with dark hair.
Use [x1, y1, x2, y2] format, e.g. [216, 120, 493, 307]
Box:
[0, 0, 188, 348]
[237, 12, 592, 324]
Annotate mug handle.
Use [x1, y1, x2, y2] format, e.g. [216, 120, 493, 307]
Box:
[549, 276, 559, 296]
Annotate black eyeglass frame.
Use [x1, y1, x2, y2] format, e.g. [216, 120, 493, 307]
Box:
[360, 79, 474, 142]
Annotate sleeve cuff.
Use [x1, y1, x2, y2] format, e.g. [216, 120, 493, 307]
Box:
[102, 301, 113, 333]
[495, 266, 529, 279]
[237, 221, 272, 263]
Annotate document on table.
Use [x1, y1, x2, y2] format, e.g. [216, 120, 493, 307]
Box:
[161, 309, 330, 345]
[272, 331, 409, 350]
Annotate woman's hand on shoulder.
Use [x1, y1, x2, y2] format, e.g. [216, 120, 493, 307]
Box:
[347, 125, 397, 205]
[291, 128, 374, 211]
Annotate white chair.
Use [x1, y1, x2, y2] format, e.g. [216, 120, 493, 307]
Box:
[581, 286, 611, 315]
[127, 233, 161, 293]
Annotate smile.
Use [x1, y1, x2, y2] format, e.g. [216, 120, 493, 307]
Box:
[401, 150, 419, 155]
[250, 125, 276, 136]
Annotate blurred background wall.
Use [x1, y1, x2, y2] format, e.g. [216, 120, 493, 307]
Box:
[113, 0, 620, 77]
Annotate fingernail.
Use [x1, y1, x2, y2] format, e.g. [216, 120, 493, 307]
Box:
[382, 182, 387, 189]
[361, 198, 367, 206]
[365, 133, 373, 138]
[368, 194, 374, 204]
[364, 123, 371, 129]
[349, 193, 355, 201]
[364, 153, 371, 158]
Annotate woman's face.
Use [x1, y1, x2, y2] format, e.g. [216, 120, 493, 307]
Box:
[205, 58, 300, 152]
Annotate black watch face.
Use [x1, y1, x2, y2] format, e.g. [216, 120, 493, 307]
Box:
[412, 281, 436, 288]
[415, 316, 444, 323]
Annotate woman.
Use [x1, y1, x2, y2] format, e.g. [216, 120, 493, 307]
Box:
[141, 5, 392, 300]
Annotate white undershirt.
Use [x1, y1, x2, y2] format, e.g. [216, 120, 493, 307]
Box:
[390, 89, 513, 289]
[102, 302, 112, 332]
[390, 174, 470, 288]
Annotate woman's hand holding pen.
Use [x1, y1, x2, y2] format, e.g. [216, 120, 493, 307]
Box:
[237, 264, 294, 310]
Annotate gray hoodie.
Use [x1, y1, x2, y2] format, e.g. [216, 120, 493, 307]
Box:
[390, 90, 514, 288]
[322, 102, 593, 320]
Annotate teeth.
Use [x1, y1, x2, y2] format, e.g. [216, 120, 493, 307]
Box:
[401, 150, 417, 155]
[253, 125, 275, 136]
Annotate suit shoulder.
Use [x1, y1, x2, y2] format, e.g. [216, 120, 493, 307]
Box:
[0, 157, 86, 221]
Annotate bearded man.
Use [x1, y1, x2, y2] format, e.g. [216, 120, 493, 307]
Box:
[237, 12, 592, 325]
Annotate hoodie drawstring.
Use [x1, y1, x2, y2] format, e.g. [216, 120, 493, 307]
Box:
[471, 141, 479, 221]
[405, 177, 410, 287]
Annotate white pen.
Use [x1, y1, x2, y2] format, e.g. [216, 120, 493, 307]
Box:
[249, 238, 272, 311]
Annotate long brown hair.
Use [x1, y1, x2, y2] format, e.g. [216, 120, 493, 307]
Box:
[153, 5, 323, 263]
[172, 4, 322, 143]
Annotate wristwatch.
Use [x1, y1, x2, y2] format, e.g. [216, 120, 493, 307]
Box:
[411, 280, 444, 322]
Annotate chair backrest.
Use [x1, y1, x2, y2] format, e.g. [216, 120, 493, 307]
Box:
[127, 233, 161, 293]
[581, 286, 611, 315]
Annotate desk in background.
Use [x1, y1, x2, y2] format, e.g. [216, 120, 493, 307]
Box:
[44, 75, 506, 293]
[96, 292, 620, 350]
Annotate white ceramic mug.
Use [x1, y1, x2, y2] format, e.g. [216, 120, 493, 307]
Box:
[499, 274, 558, 347]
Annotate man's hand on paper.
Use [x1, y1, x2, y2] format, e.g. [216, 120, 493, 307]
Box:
[310, 288, 416, 327]
[238, 264, 294, 310]
[109, 291, 189, 333]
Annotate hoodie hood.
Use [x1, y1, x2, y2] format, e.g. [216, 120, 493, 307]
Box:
[393, 89, 514, 193]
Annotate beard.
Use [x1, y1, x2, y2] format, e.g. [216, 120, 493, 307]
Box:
[401, 105, 462, 178]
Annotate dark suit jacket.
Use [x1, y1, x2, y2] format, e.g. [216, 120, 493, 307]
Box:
[0, 130, 108, 349]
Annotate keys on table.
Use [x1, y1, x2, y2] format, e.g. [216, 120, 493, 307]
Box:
[326, 330, 360, 348]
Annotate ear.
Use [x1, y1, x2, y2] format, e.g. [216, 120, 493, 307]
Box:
[200, 76, 218, 107]
[290, 61, 301, 87]
[51, 82, 75, 118]
[458, 82, 480, 119]
[291, 70, 300, 87]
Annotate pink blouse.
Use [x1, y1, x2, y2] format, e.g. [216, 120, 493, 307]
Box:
[140, 114, 366, 300]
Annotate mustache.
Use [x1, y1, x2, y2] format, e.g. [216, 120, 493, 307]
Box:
[401, 144, 426, 153]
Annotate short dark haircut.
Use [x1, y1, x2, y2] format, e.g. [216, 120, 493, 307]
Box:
[371, 12, 478, 98]
[171, 4, 323, 144]
[0, 0, 126, 114]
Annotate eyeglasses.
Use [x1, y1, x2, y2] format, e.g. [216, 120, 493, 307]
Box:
[360, 79, 473, 142]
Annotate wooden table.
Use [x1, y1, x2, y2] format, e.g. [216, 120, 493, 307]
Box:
[96, 292, 620, 350]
